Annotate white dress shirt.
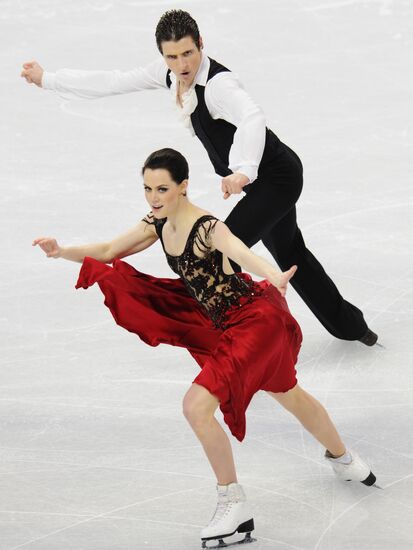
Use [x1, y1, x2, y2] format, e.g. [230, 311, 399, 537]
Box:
[42, 53, 267, 183]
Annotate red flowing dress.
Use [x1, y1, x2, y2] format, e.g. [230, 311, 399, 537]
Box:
[75, 215, 302, 441]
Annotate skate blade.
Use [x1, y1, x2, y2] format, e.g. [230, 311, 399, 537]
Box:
[202, 534, 257, 548]
[375, 342, 386, 349]
[373, 483, 384, 490]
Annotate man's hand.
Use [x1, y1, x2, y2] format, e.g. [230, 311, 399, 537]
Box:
[221, 173, 250, 199]
[21, 61, 44, 87]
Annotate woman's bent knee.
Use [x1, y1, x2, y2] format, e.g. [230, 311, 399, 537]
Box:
[182, 384, 218, 427]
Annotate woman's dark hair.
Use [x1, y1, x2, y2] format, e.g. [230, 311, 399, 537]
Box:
[142, 148, 189, 183]
[155, 10, 201, 53]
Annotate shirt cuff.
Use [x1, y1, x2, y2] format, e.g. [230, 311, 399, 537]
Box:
[42, 72, 56, 90]
[230, 165, 258, 185]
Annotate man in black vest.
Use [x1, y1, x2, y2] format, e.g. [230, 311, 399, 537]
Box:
[21, 9, 377, 345]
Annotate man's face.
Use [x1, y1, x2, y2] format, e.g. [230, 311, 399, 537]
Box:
[161, 36, 203, 86]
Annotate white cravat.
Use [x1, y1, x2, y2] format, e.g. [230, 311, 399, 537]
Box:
[176, 87, 198, 135]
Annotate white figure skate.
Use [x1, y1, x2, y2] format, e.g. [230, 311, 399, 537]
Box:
[201, 483, 256, 549]
[325, 449, 378, 487]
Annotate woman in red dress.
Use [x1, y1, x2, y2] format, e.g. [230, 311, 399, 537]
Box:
[33, 148, 376, 548]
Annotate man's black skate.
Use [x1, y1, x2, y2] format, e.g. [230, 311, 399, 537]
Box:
[358, 328, 378, 346]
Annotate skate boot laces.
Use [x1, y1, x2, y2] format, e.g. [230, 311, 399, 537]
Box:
[209, 497, 234, 527]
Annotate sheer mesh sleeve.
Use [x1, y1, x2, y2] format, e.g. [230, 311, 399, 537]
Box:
[141, 212, 167, 239]
[141, 212, 155, 225]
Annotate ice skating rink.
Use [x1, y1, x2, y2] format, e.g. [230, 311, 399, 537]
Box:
[1, 0, 412, 548]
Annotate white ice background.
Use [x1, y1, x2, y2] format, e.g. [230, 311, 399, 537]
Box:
[1, 0, 413, 549]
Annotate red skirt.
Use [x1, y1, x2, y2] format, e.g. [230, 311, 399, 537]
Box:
[76, 257, 302, 441]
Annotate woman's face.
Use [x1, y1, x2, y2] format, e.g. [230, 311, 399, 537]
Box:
[143, 168, 187, 218]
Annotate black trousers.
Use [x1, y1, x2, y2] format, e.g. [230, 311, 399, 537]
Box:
[224, 143, 368, 340]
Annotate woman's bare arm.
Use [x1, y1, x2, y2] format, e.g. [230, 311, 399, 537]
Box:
[33, 219, 158, 264]
[210, 221, 296, 296]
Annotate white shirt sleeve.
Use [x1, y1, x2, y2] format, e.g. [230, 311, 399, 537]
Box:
[42, 58, 168, 101]
[204, 73, 267, 184]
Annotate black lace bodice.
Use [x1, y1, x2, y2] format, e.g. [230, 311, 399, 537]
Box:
[142, 213, 261, 328]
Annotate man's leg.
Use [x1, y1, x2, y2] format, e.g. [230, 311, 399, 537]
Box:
[224, 174, 301, 249]
[261, 207, 369, 340]
[224, 161, 371, 340]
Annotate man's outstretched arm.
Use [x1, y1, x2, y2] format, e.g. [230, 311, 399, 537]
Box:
[21, 58, 168, 100]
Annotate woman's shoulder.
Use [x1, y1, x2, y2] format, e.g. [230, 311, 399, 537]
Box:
[141, 212, 167, 238]
[191, 213, 222, 253]
[142, 211, 167, 224]
[193, 208, 219, 222]
[190, 211, 219, 234]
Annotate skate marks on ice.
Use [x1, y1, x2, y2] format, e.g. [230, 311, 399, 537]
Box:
[3, 485, 209, 550]
[302, 0, 394, 16]
[314, 474, 413, 550]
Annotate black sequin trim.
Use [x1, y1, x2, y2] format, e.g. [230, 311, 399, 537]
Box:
[150, 214, 262, 329]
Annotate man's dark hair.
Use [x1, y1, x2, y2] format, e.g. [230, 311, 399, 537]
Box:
[142, 148, 189, 183]
[155, 10, 201, 53]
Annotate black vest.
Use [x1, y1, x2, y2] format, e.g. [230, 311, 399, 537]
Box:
[166, 58, 282, 177]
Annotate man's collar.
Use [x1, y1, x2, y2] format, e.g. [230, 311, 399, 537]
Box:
[193, 51, 209, 86]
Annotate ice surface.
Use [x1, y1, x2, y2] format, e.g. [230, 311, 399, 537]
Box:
[1, 0, 412, 549]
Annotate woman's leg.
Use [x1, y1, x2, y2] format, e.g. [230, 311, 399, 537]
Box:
[183, 383, 237, 485]
[267, 384, 345, 457]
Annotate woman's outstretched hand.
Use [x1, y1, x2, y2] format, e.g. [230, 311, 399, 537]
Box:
[33, 237, 61, 258]
[270, 265, 297, 297]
